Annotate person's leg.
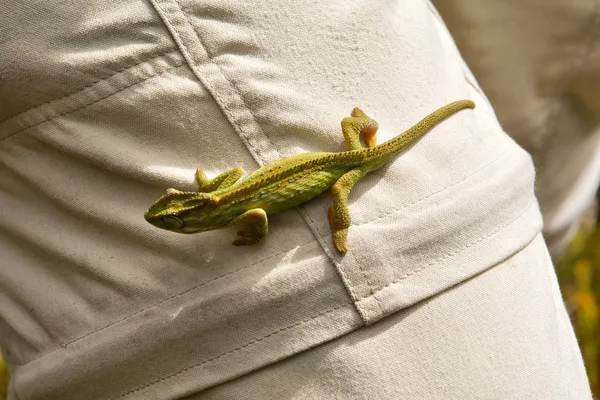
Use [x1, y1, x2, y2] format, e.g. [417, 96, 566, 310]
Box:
[0, 0, 590, 398]
[194, 234, 591, 399]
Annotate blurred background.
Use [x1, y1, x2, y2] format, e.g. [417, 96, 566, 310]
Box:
[557, 206, 600, 397]
[1, 1, 599, 398]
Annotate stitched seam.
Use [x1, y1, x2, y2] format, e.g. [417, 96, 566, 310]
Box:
[150, 0, 364, 318]
[345, 146, 513, 313]
[312, 194, 382, 316]
[300, 207, 367, 321]
[170, 0, 338, 267]
[62, 243, 317, 346]
[303, 204, 379, 320]
[0, 51, 178, 124]
[296, 195, 381, 320]
[304, 129, 511, 318]
[360, 199, 537, 300]
[179, 0, 280, 166]
[158, 0, 275, 166]
[15, 236, 320, 366]
[304, 143, 511, 317]
[353, 146, 511, 227]
[351, 250, 384, 314]
[0, 62, 185, 145]
[111, 302, 353, 399]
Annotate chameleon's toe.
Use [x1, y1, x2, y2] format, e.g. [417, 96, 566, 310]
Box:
[351, 107, 367, 118]
[233, 228, 263, 245]
[332, 228, 348, 254]
[329, 206, 349, 254]
[232, 237, 261, 246]
[236, 230, 255, 238]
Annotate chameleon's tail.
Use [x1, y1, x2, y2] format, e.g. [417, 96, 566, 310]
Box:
[370, 99, 475, 158]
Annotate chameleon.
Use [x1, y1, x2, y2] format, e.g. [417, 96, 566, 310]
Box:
[144, 100, 475, 254]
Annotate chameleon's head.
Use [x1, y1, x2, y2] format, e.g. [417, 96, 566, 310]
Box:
[144, 188, 219, 233]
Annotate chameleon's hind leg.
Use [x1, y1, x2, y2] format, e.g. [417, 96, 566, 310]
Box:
[328, 167, 369, 253]
[340, 107, 379, 151]
[229, 208, 268, 246]
[196, 167, 244, 192]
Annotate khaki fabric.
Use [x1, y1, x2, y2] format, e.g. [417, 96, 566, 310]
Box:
[433, 0, 600, 257]
[0, 0, 590, 399]
[194, 234, 591, 400]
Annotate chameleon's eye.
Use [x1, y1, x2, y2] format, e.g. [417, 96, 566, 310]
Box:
[162, 215, 184, 229]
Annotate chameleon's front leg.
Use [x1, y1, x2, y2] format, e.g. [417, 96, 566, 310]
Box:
[196, 167, 244, 192]
[328, 168, 369, 253]
[341, 108, 379, 150]
[228, 208, 268, 246]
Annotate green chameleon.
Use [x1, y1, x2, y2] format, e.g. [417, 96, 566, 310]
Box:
[145, 100, 475, 253]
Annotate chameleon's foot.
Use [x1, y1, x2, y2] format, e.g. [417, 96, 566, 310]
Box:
[233, 229, 261, 245]
[196, 167, 244, 192]
[329, 206, 349, 254]
[332, 229, 348, 254]
[328, 168, 369, 254]
[228, 208, 268, 247]
[341, 108, 379, 150]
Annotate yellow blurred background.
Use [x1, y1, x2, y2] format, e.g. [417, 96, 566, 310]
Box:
[0, 353, 6, 399]
[556, 208, 600, 397]
[0, 212, 599, 398]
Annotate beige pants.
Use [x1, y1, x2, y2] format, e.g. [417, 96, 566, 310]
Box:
[0, 0, 592, 398]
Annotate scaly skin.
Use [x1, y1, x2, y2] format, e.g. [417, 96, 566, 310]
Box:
[144, 100, 475, 253]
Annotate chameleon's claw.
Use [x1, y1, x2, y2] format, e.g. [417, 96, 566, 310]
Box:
[233, 237, 261, 246]
[330, 220, 349, 254]
[228, 208, 268, 247]
[351, 107, 368, 118]
[329, 206, 348, 254]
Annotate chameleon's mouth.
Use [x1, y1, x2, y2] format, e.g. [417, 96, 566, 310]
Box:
[143, 211, 163, 226]
[143, 212, 174, 229]
[144, 212, 186, 229]
[144, 212, 209, 234]
[143, 211, 153, 223]
[162, 215, 184, 229]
